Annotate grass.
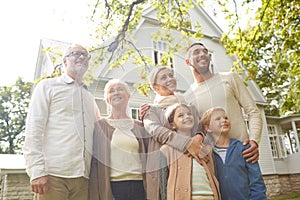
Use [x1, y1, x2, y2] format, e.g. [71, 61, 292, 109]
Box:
[269, 192, 300, 200]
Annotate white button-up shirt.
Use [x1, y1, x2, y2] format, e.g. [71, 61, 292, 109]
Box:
[23, 74, 99, 181]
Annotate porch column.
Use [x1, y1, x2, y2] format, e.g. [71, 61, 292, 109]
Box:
[291, 120, 300, 152]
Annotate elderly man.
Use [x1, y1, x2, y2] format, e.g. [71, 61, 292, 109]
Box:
[23, 44, 100, 200]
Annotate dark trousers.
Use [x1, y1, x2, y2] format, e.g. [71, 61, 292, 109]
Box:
[111, 180, 146, 200]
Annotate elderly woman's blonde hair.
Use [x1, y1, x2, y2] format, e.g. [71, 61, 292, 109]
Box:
[104, 79, 131, 103]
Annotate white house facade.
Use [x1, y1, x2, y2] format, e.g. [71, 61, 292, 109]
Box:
[88, 5, 300, 196]
[5, 2, 298, 199]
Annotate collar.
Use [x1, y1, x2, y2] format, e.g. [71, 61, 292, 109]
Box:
[61, 73, 74, 84]
[60, 73, 88, 89]
[154, 93, 184, 107]
[192, 73, 219, 88]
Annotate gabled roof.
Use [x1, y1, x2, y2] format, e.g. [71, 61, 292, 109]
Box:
[247, 79, 268, 105]
[98, 2, 225, 79]
[238, 65, 267, 104]
[142, 0, 223, 38]
[35, 38, 69, 81]
[266, 114, 300, 133]
[192, 1, 223, 34]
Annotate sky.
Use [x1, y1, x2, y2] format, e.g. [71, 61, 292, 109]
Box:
[0, 0, 255, 87]
[0, 0, 92, 86]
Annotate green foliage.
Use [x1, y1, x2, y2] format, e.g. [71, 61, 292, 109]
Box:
[269, 192, 300, 200]
[88, 0, 149, 90]
[35, 45, 103, 86]
[36, 0, 298, 117]
[88, 0, 204, 95]
[34, 64, 63, 84]
[220, 0, 300, 116]
[34, 45, 65, 84]
[0, 78, 32, 154]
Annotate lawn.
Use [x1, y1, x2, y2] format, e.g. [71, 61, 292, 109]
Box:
[269, 192, 300, 200]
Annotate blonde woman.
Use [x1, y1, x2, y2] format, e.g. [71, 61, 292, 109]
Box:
[142, 66, 205, 199]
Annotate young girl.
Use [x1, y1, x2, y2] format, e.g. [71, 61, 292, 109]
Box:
[143, 66, 205, 200]
[201, 107, 267, 200]
[159, 103, 220, 200]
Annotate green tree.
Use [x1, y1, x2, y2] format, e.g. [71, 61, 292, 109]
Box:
[88, 0, 204, 96]
[87, 0, 299, 115]
[0, 78, 32, 154]
[219, 0, 300, 116]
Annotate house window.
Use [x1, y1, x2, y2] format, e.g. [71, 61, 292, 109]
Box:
[268, 125, 286, 158]
[284, 130, 299, 155]
[153, 41, 173, 68]
[209, 53, 214, 73]
[130, 108, 140, 120]
[278, 135, 287, 157]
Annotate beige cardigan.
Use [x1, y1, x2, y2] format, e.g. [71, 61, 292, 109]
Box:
[144, 103, 203, 200]
[160, 145, 221, 200]
[88, 119, 148, 200]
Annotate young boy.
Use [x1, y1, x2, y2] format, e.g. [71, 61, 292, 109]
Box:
[201, 107, 267, 200]
[159, 103, 220, 200]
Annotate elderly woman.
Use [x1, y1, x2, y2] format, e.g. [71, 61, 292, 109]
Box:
[89, 79, 148, 200]
[143, 66, 205, 200]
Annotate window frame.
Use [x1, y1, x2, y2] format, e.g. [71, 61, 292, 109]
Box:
[268, 125, 287, 158]
[152, 41, 173, 68]
[130, 107, 140, 120]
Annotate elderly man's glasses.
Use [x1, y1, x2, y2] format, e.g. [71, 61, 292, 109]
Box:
[65, 51, 91, 60]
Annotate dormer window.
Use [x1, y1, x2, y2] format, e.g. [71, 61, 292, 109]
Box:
[153, 41, 173, 68]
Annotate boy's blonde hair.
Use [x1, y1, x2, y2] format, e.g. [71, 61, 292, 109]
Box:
[201, 107, 226, 128]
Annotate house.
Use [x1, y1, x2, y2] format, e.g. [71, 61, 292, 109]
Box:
[2, 2, 298, 199]
[265, 114, 300, 195]
[0, 154, 33, 199]
[84, 4, 300, 197]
